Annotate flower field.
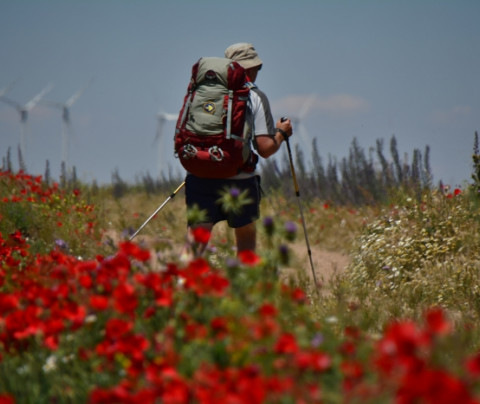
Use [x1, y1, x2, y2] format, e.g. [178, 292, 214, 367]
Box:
[2, 168, 480, 403]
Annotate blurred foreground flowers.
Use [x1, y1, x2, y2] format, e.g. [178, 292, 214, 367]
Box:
[1, 169, 480, 403]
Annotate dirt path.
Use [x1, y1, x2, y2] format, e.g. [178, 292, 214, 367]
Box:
[105, 229, 351, 288]
[281, 242, 351, 289]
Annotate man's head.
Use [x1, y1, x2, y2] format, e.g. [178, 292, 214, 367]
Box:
[225, 43, 263, 80]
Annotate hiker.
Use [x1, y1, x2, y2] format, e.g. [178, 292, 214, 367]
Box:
[178, 42, 293, 257]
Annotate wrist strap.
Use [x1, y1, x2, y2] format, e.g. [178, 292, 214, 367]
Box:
[275, 128, 289, 141]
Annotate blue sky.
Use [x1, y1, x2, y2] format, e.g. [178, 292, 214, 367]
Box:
[1, 0, 478, 186]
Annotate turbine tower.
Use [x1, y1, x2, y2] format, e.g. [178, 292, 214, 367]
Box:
[290, 94, 317, 151]
[0, 83, 53, 162]
[42, 78, 93, 168]
[154, 110, 178, 175]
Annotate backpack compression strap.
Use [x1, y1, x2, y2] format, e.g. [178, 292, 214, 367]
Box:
[226, 89, 234, 139]
[226, 81, 256, 142]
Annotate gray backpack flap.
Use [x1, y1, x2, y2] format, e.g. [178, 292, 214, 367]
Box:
[185, 80, 228, 135]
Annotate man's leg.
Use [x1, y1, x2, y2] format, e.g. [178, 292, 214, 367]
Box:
[234, 222, 256, 252]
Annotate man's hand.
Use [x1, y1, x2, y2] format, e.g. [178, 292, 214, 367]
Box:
[276, 117, 293, 139]
[256, 118, 293, 158]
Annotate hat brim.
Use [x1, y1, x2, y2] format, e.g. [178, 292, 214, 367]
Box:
[237, 57, 263, 70]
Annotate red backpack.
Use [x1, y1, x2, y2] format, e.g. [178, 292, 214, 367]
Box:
[174, 57, 258, 178]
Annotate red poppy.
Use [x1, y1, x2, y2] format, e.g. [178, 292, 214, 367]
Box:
[274, 333, 299, 354]
[344, 325, 361, 340]
[0, 393, 15, 404]
[295, 350, 331, 372]
[340, 360, 364, 388]
[192, 227, 211, 244]
[105, 318, 133, 340]
[199, 272, 230, 297]
[119, 241, 150, 262]
[89, 295, 109, 311]
[192, 365, 266, 404]
[339, 341, 356, 357]
[251, 315, 279, 339]
[291, 287, 307, 303]
[5, 306, 43, 340]
[238, 250, 261, 266]
[425, 307, 451, 336]
[466, 352, 480, 377]
[398, 368, 474, 404]
[42, 317, 65, 336]
[210, 317, 229, 338]
[44, 334, 60, 350]
[259, 303, 278, 317]
[79, 274, 93, 289]
[0, 293, 19, 312]
[154, 287, 173, 307]
[185, 258, 210, 277]
[9, 230, 26, 245]
[89, 385, 131, 403]
[185, 322, 208, 340]
[113, 282, 138, 314]
[382, 320, 430, 357]
[374, 320, 430, 376]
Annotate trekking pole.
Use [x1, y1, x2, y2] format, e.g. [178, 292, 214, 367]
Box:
[129, 181, 186, 241]
[280, 118, 319, 295]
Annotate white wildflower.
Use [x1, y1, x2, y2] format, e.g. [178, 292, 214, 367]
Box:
[43, 355, 57, 373]
[325, 316, 338, 324]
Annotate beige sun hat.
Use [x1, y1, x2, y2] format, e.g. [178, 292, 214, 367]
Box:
[225, 43, 263, 70]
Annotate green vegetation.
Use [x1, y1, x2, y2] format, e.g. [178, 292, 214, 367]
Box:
[1, 133, 480, 402]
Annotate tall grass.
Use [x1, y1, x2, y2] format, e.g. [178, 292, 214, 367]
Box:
[261, 135, 433, 206]
[1, 135, 432, 207]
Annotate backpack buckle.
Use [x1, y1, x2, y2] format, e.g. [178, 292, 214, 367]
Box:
[209, 146, 224, 162]
[183, 144, 198, 159]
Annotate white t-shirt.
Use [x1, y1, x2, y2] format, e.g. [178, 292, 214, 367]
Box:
[229, 85, 275, 179]
[249, 86, 275, 137]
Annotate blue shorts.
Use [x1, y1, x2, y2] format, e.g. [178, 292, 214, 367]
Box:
[185, 174, 261, 228]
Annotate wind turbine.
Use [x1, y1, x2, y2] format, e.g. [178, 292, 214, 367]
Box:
[0, 83, 54, 162]
[42, 78, 93, 168]
[154, 110, 178, 175]
[289, 94, 317, 151]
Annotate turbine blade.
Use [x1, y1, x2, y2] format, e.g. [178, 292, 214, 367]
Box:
[157, 111, 178, 121]
[298, 94, 317, 119]
[65, 78, 93, 107]
[0, 96, 21, 110]
[154, 110, 177, 147]
[24, 83, 54, 111]
[165, 112, 178, 121]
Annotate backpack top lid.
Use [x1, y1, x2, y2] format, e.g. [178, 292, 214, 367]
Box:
[192, 57, 246, 91]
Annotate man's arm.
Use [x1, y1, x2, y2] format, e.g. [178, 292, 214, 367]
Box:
[255, 118, 293, 158]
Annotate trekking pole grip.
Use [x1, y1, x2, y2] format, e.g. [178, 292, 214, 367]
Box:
[276, 117, 290, 141]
